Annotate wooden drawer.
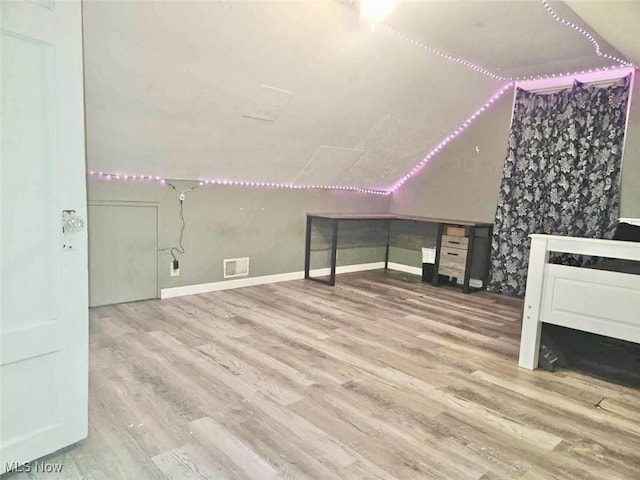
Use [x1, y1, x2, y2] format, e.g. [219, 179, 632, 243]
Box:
[438, 246, 467, 278]
[441, 235, 468, 250]
[446, 226, 466, 237]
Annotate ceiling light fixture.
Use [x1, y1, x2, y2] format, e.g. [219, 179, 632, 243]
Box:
[360, 0, 395, 31]
[92, 1, 637, 198]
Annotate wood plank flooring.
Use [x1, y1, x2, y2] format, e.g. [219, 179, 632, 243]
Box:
[5, 270, 640, 479]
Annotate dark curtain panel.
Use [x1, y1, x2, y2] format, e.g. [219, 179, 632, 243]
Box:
[488, 75, 631, 297]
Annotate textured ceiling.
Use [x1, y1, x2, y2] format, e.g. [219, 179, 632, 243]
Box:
[564, 1, 640, 68]
[83, 1, 637, 191]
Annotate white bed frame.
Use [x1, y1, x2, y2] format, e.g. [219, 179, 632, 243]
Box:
[519, 223, 640, 370]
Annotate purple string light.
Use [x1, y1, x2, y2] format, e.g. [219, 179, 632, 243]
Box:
[388, 63, 633, 191]
[85, 78, 552, 195]
[385, 24, 508, 81]
[540, 0, 633, 68]
[89, 2, 635, 197]
[389, 82, 514, 192]
[385, 1, 634, 83]
[87, 171, 390, 196]
[373, 1, 637, 191]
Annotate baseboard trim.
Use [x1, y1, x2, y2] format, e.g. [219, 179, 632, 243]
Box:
[309, 262, 386, 277]
[386, 262, 422, 276]
[160, 262, 386, 299]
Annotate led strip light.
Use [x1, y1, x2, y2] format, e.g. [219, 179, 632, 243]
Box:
[385, 0, 633, 82]
[88, 1, 635, 195]
[540, 0, 633, 68]
[385, 24, 507, 81]
[389, 82, 514, 191]
[87, 171, 390, 196]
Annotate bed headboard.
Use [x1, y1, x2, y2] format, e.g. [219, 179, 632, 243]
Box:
[519, 233, 640, 370]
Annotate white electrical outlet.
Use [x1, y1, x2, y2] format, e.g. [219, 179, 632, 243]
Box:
[170, 262, 180, 277]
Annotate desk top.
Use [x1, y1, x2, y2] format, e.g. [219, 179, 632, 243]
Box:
[307, 213, 493, 227]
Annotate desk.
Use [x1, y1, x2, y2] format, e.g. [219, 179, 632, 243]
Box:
[304, 213, 493, 293]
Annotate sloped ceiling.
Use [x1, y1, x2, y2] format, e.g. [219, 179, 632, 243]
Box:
[83, 1, 636, 191]
[564, 1, 640, 67]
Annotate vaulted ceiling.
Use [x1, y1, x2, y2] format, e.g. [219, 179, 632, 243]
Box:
[83, 1, 639, 191]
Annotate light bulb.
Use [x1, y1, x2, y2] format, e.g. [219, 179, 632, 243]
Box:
[360, 0, 395, 26]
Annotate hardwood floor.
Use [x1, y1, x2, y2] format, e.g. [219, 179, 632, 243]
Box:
[5, 270, 640, 479]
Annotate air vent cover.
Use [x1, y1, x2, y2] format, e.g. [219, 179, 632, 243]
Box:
[223, 257, 249, 278]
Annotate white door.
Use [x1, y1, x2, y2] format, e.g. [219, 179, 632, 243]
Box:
[0, 0, 88, 473]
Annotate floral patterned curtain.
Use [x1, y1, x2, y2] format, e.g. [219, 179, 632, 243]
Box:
[488, 75, 631, 297]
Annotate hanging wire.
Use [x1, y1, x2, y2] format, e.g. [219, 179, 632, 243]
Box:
[167, 182, 200, 264]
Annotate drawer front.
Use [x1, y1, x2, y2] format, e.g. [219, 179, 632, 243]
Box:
[438, 247, 467, 277]
[441, 235, 469, 250]
[446, 226, 466, 237]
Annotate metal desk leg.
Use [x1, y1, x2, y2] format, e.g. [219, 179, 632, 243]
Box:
[482, 226, 493, 289]
[432, 223, 444, 286]
[304, 216, 313, 279]
[463, 226, 476, 294]
[384, 219, 391, 270]
[329, 219, 338, 286]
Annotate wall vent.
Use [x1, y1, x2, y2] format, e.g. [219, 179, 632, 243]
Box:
[223, 257, 249, 278]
